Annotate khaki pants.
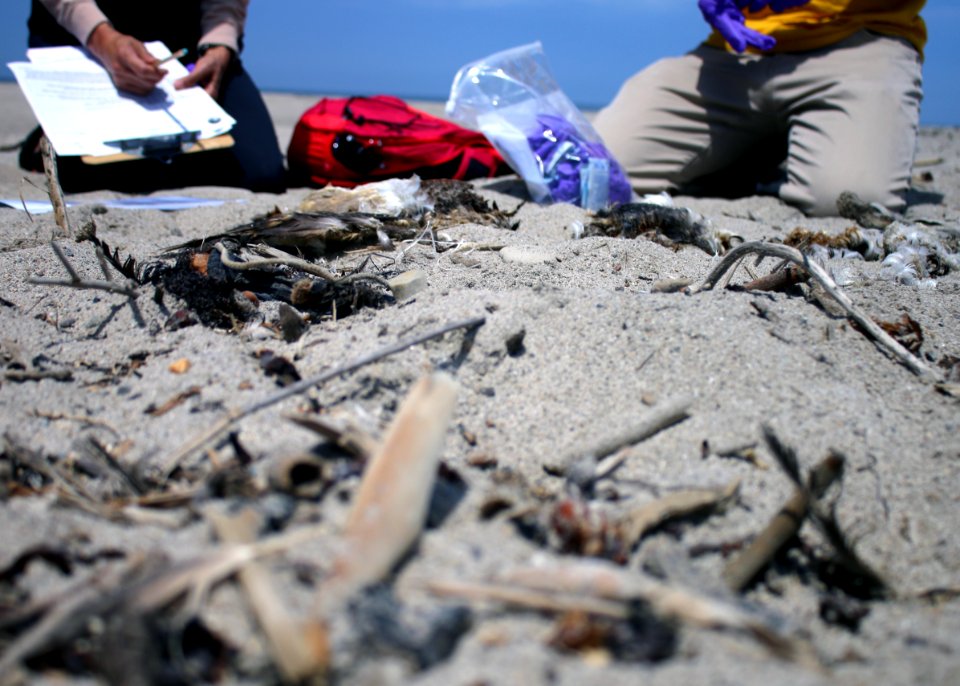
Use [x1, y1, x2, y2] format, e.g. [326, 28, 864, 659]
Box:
[593, 31, 923, 216]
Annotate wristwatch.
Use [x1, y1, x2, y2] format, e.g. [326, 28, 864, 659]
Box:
[197, 43, 235, 61]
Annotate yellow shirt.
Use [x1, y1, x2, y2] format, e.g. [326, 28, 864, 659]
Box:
[705, 0, 927, 57]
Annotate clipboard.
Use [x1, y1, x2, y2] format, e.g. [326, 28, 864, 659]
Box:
[9, 42, 236, 160]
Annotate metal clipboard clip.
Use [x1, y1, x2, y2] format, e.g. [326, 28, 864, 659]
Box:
[103, 130, 201, 160]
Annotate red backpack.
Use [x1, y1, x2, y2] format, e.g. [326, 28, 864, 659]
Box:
[287, 95, 509, 188]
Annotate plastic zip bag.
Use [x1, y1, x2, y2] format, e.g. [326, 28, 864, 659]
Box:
[446, 41, 631, 209]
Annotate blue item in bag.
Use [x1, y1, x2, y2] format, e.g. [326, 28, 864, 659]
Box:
[527, 114, 632, 207]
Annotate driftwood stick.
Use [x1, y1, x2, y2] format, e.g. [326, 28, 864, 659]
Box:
[285, 413, 379, 461]
[160, 316, 485, 477]
[30, 410, 120, 435]
[208, 507, 329, 684]
[620, 479, 740, 547]
[742, 265, 809, 292]
[685, 241, 938, 380]
[0, 560, 141, 676]
[723, 452, 844, 592]
[4, 369, 72, 382]
[28, 274, 138, 298]
[125, 525, 330, 613]
[548, 395, 693, 474]
[50, 240, 79, 281]
[430, 558, 814, 664]
[39, 135, 70, 239]
[428, 579, 630, 618]
[585, 394, 692, 461]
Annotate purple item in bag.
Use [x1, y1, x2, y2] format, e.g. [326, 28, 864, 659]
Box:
[527, 114, 631, 207]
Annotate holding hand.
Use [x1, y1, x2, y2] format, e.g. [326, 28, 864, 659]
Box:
[174, 46, 232, 100]
[86, 22, 165, 94]
[698, 0, 810, 53]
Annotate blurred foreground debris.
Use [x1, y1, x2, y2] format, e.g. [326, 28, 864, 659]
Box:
[430, 556, 816, 665]
[317, 373, 459, 609]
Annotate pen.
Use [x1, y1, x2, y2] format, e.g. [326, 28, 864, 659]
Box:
[158, 48, 188, 66]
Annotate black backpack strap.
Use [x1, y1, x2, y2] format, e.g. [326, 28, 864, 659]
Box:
[341, 96, 421, 133]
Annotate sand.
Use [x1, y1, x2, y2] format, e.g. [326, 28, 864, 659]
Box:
[0, 80, 959, 685]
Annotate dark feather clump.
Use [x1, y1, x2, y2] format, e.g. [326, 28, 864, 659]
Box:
[585, 203, 719, 255]
[422, 179, 522, 230]
[162, 207, 420, 258]
[75, 220, 158, 284]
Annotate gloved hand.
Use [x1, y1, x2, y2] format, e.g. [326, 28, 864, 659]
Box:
[698, 0, 810, 53]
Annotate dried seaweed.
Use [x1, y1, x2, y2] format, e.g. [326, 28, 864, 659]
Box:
[422, 179, 522, 230]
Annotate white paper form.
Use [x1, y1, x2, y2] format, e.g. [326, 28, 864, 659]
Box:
[7, 42, 235, 157]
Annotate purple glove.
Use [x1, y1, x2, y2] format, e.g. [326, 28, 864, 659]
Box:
[527, 114, 632, 207]
[699, 0, 810, 53]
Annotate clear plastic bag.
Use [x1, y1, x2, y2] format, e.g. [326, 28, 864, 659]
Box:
[445, 41, 631, 209]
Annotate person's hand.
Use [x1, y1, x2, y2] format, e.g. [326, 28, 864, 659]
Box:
[86, 22, 165, 94]
[174, 46, 232, 99]
[699, 0, 810, 53]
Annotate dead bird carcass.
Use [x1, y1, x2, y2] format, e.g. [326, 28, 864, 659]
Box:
[149, 176, 521, 331]
[298, 176, 522, 231]
[583, 201, 726, 255]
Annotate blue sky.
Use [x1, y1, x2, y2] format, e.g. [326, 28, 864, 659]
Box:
[2, 1, 957, 125]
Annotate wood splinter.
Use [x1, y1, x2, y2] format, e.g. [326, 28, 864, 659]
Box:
[316, 372, 460, 612]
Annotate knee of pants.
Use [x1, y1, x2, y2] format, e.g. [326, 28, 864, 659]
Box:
[623, 172, 677, 197]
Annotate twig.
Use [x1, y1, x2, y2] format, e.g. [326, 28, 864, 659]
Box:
[428, 579, 630, 618]
[74, 435, 143, 495]
[742, 265, 809, 292]
[39, 135, 69, 239]
[435, 240, 507, 254]
[0, 525, 329, 674]
[159, 316, 485, 477]
[31, 410, 120, 435]
[547, 395, 693, 475]
[685, 241, 938, 380]
[285, 413, 379, 461]
[3, 433, 98, 505]
[0, 558, 142, 675]
[30, 241, 139, 298]
[4, 369, 72, 382]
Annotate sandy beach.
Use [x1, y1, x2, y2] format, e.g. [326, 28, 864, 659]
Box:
[1, 80, 959, 685]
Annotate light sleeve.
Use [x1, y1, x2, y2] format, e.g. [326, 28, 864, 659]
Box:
[199, 0, 250, 53]
[36, 0, 110, 46]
